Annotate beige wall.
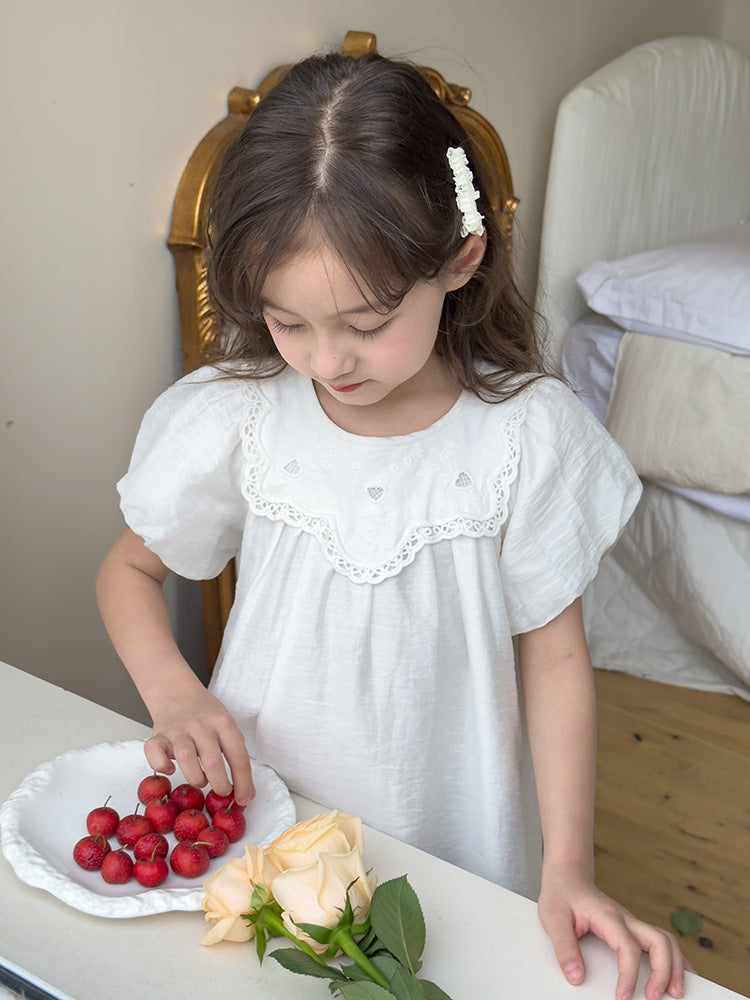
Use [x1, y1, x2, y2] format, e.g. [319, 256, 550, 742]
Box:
[723, 0, 750, 56]
[1, 0, 743, 722]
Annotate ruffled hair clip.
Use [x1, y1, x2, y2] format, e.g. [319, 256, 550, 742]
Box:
[446, 146, 484, 238]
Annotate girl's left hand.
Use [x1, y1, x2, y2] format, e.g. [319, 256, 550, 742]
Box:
[538, 867, 688, 1000]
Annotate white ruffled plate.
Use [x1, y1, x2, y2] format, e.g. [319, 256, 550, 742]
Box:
[0, 739, 296, 918]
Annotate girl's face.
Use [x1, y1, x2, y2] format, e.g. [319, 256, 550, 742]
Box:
[260, 245, 459, 418]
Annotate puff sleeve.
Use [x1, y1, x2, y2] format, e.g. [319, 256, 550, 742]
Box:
[117, 368, 247, 580]
[499, 378, 641, 635]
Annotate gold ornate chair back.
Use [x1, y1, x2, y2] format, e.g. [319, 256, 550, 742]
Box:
[167, 30, 518, 674]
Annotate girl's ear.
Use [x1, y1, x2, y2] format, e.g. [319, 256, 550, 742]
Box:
[442, 231, 487, 292]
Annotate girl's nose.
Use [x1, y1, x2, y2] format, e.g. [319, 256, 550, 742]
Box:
[309, 337, 355, 380]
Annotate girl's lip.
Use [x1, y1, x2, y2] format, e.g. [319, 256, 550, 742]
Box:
[328, 381, 364, 393]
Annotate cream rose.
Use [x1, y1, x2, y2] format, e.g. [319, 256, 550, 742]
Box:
[200, 844, 280, 946]
[271, 846, 377, 953]
[265, 811, 364, 871]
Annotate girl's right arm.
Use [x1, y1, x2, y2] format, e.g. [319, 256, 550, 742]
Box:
[96, 527, 255, 806]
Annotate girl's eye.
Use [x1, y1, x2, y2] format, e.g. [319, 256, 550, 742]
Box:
[266, 317, 301, 335]
[348, 319, 392, 339]
[267, 315, 393, 339]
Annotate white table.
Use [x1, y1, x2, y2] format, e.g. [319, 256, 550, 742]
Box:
[0, 661, 744, 1000]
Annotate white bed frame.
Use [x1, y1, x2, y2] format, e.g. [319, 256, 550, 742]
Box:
[534, 35, 750, 364]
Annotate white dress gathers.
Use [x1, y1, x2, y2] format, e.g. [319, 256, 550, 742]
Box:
[118, 365, 641, 898]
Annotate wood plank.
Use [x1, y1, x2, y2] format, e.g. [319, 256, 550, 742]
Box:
[595, 670, 749, 756]
[592, 670, 750, 995]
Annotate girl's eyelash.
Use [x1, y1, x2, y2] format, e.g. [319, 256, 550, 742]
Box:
[266, 316, 392, 338]
[267, 317, 301, 335]
[349, 319, 392, 338]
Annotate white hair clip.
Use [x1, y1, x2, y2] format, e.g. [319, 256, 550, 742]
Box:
[446, 146, 484, 237]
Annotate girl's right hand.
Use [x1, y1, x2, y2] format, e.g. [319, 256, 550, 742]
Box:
[145, 687, 255, 807]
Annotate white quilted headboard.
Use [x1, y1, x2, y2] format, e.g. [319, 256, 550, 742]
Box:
[535, 36, 750, 363]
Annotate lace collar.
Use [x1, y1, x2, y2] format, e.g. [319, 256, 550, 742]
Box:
[239, 370, 526, 583]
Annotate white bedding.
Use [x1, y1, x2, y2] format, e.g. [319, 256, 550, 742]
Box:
[535, 36, 750, 698]
[562, 316, 750, 524]
[584, 484, 750, 702]
[565, 319, 750, 698]
[605, 333, 750, 494]
[535, 36, 750, 364]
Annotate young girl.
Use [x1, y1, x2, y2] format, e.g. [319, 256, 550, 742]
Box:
[97, 50, 685, 1000]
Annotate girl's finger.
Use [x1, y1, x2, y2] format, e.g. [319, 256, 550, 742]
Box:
[666, 938, 687, 1000]
[219, 728, 256, 805]
[613, 937, 643, 1000]
[171, 735, 208, 789]
[626, 920, 685, 1000]
[591, 912, 641, 1000]
[636, 927, 673, 1000]
[539, 906, 586, 985]
[144, 734, 176, 776]
[191, 733, 233, 798]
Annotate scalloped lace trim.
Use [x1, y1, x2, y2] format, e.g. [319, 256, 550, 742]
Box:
[239, 384, 526, 584]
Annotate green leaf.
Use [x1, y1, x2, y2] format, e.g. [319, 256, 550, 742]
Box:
[371, 952, 401, 981]
[295, 921, 336, 945]
[337, 950, 400, 983]
[389, 967, 428, 1000]
[419, 980, 455, 1000]
[356, 927, 381, 955]
[369, 876, 426, 974]
[670, 907, 703, 936]
[255, 926, 267, 964]
[270, 947, 348, 981]
[332, 983, 396, 1000]
[338, 961, 372, 982]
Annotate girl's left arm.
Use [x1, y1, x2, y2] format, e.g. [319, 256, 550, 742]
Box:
[518, 598, 686, 1000]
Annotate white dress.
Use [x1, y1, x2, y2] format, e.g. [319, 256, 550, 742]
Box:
[118, 365, 641, 898]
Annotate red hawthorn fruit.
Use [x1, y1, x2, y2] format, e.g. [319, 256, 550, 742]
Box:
[133, 832, 169, 861]
[204, 789, 235, 817]
[198, 827, 230, 858]
[73, 834, 111, 871]
[133, 848, 169, 888]
[116, 810, 153, 848]
[169, 841, 210, 878]
[144, 795, 179, 834]
[169, 784, 204, 812]
[211, 804, 246, 844]
[173, 808, 209, 842]
[137, 773, 172, 805]
[86, 797, 120, 838]
[101, 848, 133, 884]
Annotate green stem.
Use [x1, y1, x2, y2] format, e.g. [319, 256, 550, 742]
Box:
[260, 911, 331, 969]
[335, 930, 391, 990]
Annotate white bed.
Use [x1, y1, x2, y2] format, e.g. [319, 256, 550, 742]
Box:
[534, 36, 750, 700]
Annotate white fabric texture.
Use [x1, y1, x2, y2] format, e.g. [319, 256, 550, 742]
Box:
[561, 316, 750, 524]
[604, 332, 750, 494]
[534, 36, 750, 364]
[577, 220, 750, 354]
[118, 366, 640, 897]
[584, 484, 750, 701]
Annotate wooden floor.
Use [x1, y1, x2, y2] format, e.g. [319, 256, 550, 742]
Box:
[593, 670, 750, 996]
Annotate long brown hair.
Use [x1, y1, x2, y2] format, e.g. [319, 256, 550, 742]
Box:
[207, 52, 547, 400]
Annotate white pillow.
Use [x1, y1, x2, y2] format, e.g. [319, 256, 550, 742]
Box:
[577, 220, 750, 354]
